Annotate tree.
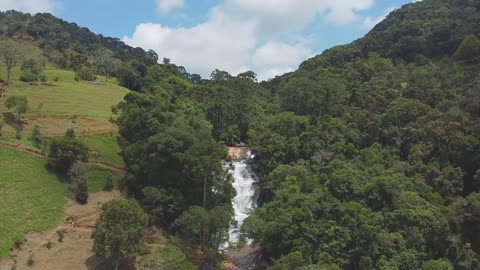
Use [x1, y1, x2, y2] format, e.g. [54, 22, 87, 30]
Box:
[172, 206, 231, 255]
[69, 54, 88, 77]
[95, 48, 115, 82]
[237, 70, 257, 82]
[0, 40, 23, 85]
[92, 199, 148, 270]
[183, 140, 229, 210]
[30, 125, 42, 148]
[4, 96, 28, 134]
[454, 35, 480, 63]
[68, 161, 88, 204]
[210, 69, 231, 81]
[48, 138, 89, 174]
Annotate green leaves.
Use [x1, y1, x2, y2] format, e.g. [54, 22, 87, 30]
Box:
[92, 200, 148, 264]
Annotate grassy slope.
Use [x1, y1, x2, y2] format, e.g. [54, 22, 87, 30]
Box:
[81, 132, 124, 166]
[0, 148, 67, 258]
[0, 69, 128, 166]
[0, 69, 128, 258]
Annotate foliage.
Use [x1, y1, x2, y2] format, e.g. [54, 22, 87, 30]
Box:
[104, 175, 114, 191]
[68, 161, 88, 204]
[454, 34, 480, 63]
[5, 96, 28, 116]
[172, 205, 232, 252]
[20, 58, 44, 82]
[29, 125, 42, 147]
[0, 39, 23, 84]
[65, 128, 75, 139]
[48, 138, 89, 174]
[239, 1, 480, 269]
[92, 199, 148, 269]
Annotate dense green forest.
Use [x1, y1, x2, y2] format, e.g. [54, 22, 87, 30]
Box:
[99, 0, 480, 268]
[241, 0, 480, 269]
[2, 0, 480, 269]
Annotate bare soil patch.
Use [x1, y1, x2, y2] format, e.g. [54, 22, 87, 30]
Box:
[1, 191, 123, 270]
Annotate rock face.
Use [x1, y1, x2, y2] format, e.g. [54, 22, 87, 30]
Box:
[228, 147, 250, 160]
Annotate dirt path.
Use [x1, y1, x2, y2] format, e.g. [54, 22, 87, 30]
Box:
[0, 191, 123, 270]
[0, 141, 125, 173]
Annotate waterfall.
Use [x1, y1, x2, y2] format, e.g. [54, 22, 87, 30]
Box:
[228, 153, 258, 245]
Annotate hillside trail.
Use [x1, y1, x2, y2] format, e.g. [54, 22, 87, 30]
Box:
[0, 191, 124, 270]
[0, 141, 125, 173]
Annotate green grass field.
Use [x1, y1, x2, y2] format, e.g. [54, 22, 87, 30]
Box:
[87, 165, 123, 193]
[81, 132, 124, 167]
[0, 69, 128, 258]
[0, 148, 67, 258]
[0, 147, 124, 258]
[0, 69, 128, 138]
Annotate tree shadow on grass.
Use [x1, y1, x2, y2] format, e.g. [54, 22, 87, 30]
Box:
[85, 256, 136, 270]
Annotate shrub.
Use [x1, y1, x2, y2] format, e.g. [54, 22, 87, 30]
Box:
[77, 67, 96, 81]
[19, 71, 38, 82]
[56, 230, 65, 242]
[53, 76, 60, 82]
[69, 161, 89, 204]
[39, 74, 47, 82]
[104, 175, 114, 191]
[30, 126, 42, 147]
[65, 128, 76, 139]
[45, 241, 53, 250]
[26, 254, 34, 267]
[48, 138, 89, 174]
[14, 238, 25, 250]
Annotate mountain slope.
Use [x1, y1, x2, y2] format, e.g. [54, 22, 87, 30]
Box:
[244, 0, 480, 269]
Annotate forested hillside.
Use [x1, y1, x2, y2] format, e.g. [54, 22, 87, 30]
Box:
[110, 0, 480, 268]
[241, 0, 480, 269]
[0, 10, 205, 89]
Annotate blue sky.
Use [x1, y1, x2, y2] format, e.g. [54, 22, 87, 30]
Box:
[0, 0, 416, 79]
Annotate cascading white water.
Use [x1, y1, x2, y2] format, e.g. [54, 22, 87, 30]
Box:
[228, 154, 258, 245]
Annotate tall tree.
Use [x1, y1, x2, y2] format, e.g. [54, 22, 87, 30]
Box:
[92, 200, 148, 270]
[0, 40, 23, 85]
[95, 48, 115, 82]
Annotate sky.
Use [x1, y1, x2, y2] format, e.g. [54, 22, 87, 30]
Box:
[0, 0, 418, 80]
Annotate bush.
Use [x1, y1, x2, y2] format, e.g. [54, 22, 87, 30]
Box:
[48, 138, 89, 174]
[53, 76, 60, 82]
[19, 71, 38, 82]
[14, 238, 25, 250]
[104, 175, 114, 191]
[30, 126, 42, 147]
[65, 128, 76, 139]
[77, 67, 96, 81]
[69, 161, 89, 204]
[56, 230, 65, 242]
[26, 254, 34, 267]
[39, 74, 47, 82]
[45, 241, 53, 250]
[15, 130, 22, 140]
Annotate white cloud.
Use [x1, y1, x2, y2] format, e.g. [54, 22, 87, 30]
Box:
[0, 0, 60, 14]
[363, 8, 394, 30]
[124, 0, 376, 80]
[156, 0, 184, 14]
[253, 42, 313, 80]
